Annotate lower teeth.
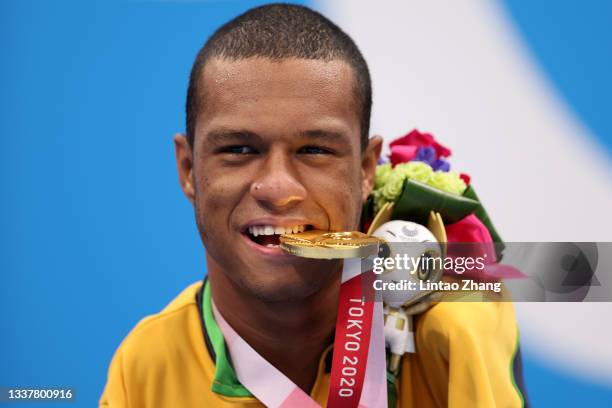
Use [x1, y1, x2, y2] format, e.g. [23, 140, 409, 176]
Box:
[265, 244, 279, 248]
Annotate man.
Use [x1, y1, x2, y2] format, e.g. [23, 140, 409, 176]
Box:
[101, 4, 527, 407]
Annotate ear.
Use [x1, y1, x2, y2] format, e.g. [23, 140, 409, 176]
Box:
[174, 133, 196, 205]
[361, 135, 383, 203]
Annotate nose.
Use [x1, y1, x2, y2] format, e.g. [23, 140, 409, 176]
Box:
[250, 152, 306, 211]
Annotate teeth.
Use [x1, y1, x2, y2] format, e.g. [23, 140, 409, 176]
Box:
[265, 244, 279, 248]
[248, 224, 308, 236]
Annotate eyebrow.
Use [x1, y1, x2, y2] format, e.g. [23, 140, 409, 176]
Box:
[297, 129, 350, 144]
[204, 129, 261, 144]
[203, 128, 350, 145]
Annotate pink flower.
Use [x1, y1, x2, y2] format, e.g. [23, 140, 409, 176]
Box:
[445, 214, 525, 281]
[389, 129, 452, 167]
[389, 145, 418, 166]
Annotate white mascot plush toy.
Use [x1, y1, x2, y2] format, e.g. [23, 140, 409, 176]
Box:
[371, 220, 443, 373]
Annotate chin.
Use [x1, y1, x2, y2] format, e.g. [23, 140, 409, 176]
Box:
[235, 259, 341, 303]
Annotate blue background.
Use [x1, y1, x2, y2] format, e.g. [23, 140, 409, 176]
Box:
[1, 0, 610, 406]
[503, 0, 612, 155]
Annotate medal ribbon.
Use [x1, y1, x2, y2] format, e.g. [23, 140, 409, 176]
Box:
[212, 258, 387, 407]
[327, 259, 375, 407]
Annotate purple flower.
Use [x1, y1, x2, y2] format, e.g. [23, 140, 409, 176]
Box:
[432, 158, 450, 172]
[377, 157, 388, 165]
[414, 146, 437, 166]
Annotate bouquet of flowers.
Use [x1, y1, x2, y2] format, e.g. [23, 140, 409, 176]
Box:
[362, 130, 523, 378]
[361, 129, 506, 267]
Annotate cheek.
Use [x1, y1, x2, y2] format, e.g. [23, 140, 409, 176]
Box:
[193, 171, 244, 239]
[307, 162, 362, 230]
[198, 175, 225, 210]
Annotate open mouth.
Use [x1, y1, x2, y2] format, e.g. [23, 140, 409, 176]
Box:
[245, 224, 312, 248]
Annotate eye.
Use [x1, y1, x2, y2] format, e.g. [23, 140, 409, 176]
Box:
[297, 145, 333, 155]
[218, 145, 257, 155]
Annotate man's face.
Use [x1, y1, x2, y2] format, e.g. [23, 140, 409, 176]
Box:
[176, 57, 380, 301]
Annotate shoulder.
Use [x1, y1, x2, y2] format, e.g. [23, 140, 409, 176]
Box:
[397, 295, 522, 407]
[117, 281, 205, 367]
[412, 290, 521, 393]
[104, 282, 206, 387]
[100, 282, 212, 406]
[417, 297, 517, 342]
[416, 279, 517, 341]
[124, 281, 202, 339]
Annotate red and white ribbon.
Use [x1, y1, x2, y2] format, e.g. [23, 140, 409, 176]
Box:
[212, 258, 387, 408]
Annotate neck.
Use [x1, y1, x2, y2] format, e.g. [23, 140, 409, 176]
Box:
[208, 262, 341, 393]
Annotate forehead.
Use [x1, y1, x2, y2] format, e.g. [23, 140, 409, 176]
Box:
[195, 57, 360, 142]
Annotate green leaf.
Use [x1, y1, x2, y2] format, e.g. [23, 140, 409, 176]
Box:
[462, 185, 505, 259]
[391, 179, 480, 225]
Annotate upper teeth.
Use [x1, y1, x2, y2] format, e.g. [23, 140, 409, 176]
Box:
[248, 224, 306, 236]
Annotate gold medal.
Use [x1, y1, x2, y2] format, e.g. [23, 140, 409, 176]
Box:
[280, 230, 382, 259]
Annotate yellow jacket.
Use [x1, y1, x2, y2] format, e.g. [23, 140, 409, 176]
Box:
[100, 280, 526, 407]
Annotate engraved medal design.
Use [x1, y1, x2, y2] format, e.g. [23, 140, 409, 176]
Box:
[279, 230, 382, 259]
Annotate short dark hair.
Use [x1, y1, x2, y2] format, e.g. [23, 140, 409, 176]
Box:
[185, 3, 372, 150]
